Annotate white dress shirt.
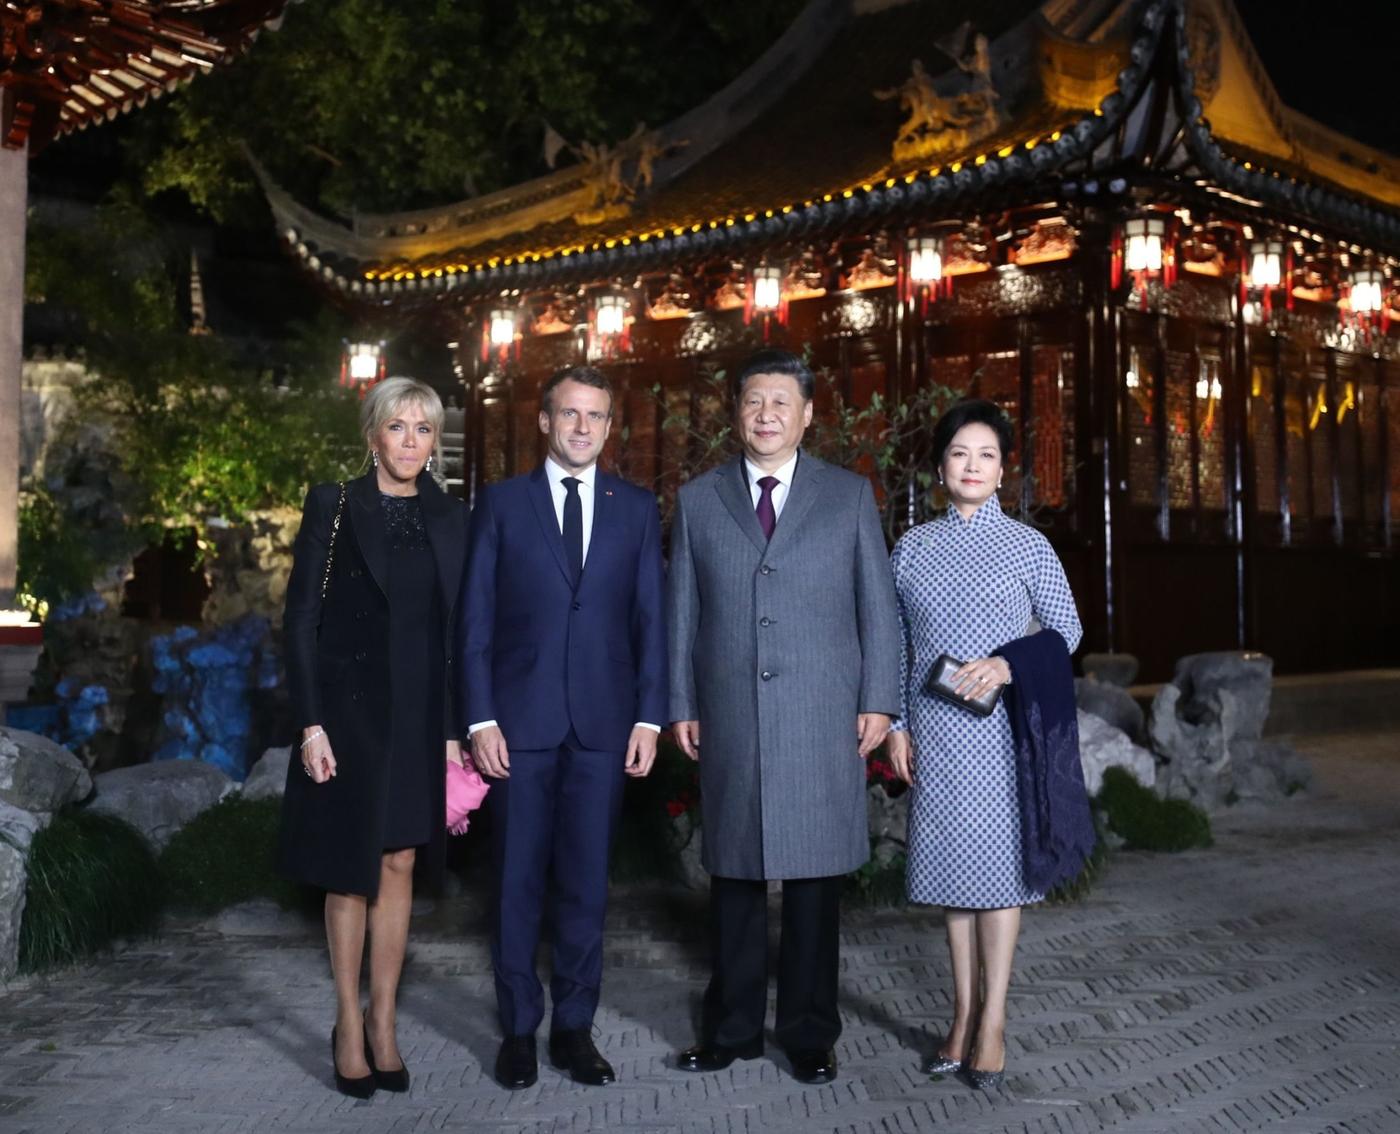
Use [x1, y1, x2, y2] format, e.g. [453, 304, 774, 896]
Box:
[744, 450, 799, 520]
[468, 456, 658, 737]
[544, 456, 596, 565]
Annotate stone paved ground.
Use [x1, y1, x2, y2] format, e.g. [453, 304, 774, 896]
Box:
[1, 731, 1398, 1134]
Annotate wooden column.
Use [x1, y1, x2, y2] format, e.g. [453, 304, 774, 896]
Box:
[0, 138, 26, 610]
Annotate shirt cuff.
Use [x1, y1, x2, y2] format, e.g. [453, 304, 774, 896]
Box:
[634, 722, 661, 733]
[888, 718, 908, 733]
[467, 720, 498, 736]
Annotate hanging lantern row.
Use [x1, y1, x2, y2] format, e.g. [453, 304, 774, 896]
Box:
[588, 292, 631, 360]
[481, 305, 521, 365]
[340, 341, 386, 395]
[1243, 238, 1287, 316]
[1111, 215, 1175, 309]
[745, 264, 786, 340]
[900, 234, 948, 314]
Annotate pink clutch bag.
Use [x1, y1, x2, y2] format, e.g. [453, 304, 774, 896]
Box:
[446, 759, 490, 835]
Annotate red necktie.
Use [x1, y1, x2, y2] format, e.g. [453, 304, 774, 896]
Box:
[755, 476, 778, 541]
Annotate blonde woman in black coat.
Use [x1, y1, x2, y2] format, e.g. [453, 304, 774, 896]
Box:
[279, 377, 468, 1098]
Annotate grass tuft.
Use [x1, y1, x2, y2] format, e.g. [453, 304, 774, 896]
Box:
[1097, 766, 1213, 851]
[158, 796, 308, 913]
[19, 810, 164, 973]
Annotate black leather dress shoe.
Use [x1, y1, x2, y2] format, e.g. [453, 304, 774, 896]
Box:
[548, 1028, 616, 1085]
[494, 1035, 538, 1090]
[676, 1037, 763, 1072]
[789, 1047, 838, 1084]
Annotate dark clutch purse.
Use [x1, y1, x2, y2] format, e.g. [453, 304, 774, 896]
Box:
[923, 653, 1002, 717]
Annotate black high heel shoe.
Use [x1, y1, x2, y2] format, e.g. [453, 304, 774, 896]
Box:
[331, 1027, 376, 1099]
[963, 1037, 1006, 1090]
[364, 1024, 410, 1092]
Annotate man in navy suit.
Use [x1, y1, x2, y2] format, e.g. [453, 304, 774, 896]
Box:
[459, 365, 667, 1090]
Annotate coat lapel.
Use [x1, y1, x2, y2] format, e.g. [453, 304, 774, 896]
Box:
[349, 472, 389, 597]
[527, 465, 573, 587]
[583, 470, 620, 589]
[714, 457, 769, 555]
[417, 473, 463, 616]
[765, 451, 823, 557]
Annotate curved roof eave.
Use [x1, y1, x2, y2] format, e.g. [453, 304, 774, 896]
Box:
[271, 0, 1400, 307]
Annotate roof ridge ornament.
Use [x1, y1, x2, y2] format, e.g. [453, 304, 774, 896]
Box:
[565, 124, 690, 227]
[875, 30, 1001, 166]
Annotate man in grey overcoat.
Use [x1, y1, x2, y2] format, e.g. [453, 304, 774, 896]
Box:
[667, 348, 902, 1085]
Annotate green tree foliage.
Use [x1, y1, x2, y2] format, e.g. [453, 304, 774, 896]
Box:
[24, 196, 361, 562]
[125, 0, 808, 221]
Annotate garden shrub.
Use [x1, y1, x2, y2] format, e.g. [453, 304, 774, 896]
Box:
[159, 795, 308, 912]
[1097, 766, 1213, 851]
[609, 740, 698, 884]
[19, 810, 164, 973]
[844, 851, 908, 907]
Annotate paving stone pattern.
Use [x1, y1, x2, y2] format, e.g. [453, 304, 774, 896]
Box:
[1, 732, 1397, 1133]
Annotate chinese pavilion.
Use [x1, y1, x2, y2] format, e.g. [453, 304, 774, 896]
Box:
[1, 0, 291, 634]
[263, 0, 1400, 680]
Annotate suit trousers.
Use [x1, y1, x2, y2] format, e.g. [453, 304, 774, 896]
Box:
[702, 874, 842, 1052]
[487, 729, 625, 1037]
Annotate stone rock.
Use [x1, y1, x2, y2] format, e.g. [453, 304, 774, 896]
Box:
[1230, 738, 1314, 804]
[0, 835, 25, 981]
[87, 760, 236, 849]
[0, 726, 92, 817]
[148, 616, 279, 780]
[0, 798, 46, 854]
[867, 784, 908, 866]
[1148, 655, 1309, 810]
[1076, 709, 1156, 796]
[673, 817, 709, 891]
[1149, 683, 1237, 810]
[1170, 651, 1273, 741]
[242, 747, 290, 801]
[1080, 652, 1139, 688]
[202, 508, 300, 626]
[1075, 677, 1146, 744]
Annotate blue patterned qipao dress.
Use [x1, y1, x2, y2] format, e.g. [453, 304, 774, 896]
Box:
[890, 498, 1082, 909]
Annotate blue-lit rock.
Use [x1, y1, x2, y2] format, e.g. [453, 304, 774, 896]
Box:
[149, 615, 279, 781]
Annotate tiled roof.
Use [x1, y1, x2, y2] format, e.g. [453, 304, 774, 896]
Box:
[265, 0, 1400, 305]
[1, 1, 291, 151]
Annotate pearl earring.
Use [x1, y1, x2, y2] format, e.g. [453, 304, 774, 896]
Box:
[425, 454, 434, 473]
[371, 451, 379, 468]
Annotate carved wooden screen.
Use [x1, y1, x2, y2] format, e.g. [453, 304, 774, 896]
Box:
[1388, 367, 1400, 543]
[1028, 343, 1075, 513]
[1356, 365, 1384, 545]
[1249, 354, 1281, 520]
[1334, 355, 1362, 528]
[1280, 344, 1313, 533]
[1123, 341, 1159, 513]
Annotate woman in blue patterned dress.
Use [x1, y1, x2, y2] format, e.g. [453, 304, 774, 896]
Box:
[886, 399, 1081, 1089]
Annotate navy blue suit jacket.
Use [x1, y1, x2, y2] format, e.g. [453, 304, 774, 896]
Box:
[458, 465, 668, 752]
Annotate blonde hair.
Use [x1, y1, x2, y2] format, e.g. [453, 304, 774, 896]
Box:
[360, 376, 445, 467]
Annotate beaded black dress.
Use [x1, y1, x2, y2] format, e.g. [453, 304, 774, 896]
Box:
[380, 492, 441, 849]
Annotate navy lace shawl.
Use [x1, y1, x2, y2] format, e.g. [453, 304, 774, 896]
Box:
[995, 629, 1096, 893]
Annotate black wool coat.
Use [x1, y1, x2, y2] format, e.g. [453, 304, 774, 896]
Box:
[277, 470, 468, 898]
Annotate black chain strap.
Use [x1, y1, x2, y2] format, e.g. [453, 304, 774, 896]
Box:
[320, 481, 347, 599]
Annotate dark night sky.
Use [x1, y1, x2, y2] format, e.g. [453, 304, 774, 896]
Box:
[1232, 0, 1399, 156]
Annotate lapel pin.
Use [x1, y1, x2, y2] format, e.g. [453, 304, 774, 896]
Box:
[605, 490, 614, 496]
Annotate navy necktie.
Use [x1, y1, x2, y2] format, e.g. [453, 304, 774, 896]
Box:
[562, 476, 583, 584]
[755, 476, 779, 541]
